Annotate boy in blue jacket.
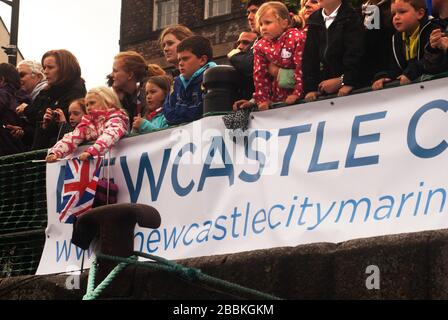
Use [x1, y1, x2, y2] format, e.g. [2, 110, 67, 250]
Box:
[163, 35, 217, 125]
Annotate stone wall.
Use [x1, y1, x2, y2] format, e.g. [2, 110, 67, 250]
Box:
[3, 229, 448, 299]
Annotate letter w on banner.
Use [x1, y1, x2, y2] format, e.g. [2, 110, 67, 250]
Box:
[59, 157, 102, 224]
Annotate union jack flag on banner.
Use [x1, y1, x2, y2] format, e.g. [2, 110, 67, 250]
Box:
[59, 157, 103, 224]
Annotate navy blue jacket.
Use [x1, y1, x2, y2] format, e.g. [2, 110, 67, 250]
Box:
[163, 62, 216, 125]
[424, 17, 448, 74]
[374, 17, 438, 82]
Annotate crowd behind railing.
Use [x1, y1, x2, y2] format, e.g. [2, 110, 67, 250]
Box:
[0, 0, 447, 160]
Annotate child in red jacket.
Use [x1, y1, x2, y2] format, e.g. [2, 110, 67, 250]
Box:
[253, 1, 306, 110]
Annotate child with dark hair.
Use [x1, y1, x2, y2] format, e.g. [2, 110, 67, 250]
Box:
[424, 0, 448, 73]
[132, 75, 171, 133]
[303, 0, 365, 101]
[162, 35, 217, 125]
[372, 0, 438, 89]
[51, 98, 87, 140]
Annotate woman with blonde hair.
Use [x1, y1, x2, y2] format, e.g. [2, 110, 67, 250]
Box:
[46, 86, 129, 162]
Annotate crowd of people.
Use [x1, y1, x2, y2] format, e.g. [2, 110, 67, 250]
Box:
[0, 0, 446, 160]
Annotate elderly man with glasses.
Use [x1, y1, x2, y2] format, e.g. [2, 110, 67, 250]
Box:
[12, 60, 48, 149]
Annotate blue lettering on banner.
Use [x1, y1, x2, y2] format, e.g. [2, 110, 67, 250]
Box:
[213, 215, 227, 240]
[121, 150, 171, 203]
[268, 204, 285, 229]
[183, 223, 199, 246]
[146, 230, 161, 253]
[55, 240, 94, 262]
[239, 130, 272, 183]
[407, 99, 448, 158]
[198, 136, 234, 191]
[308, 121, 339, 172]
[346, 111, 387, 168]
[197, 221, 213, 243]
[131, 182, 447, 255]
[172, 143, 196, 197]
[163, 226, 185, 250]
[278, 124, 312, 176]
[252, 208, 267, 234]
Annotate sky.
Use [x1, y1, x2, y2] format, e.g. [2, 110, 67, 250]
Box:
[0, 0, 122, 89]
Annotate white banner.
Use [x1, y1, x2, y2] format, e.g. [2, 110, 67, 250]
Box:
[37, 78, 448, 275]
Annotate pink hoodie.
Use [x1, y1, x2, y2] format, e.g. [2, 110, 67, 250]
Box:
[49, 109, 129, 158]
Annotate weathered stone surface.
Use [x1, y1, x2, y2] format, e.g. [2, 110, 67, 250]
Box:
[2, 229, 448, 300]
[0, 275, 83, 300]
[333, 232, 432, 299]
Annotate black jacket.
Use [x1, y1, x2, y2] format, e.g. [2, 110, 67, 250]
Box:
[229, 43, 256, 100]
[424, 17, 448, 74]
[303, 1, 365, 94]
[374, 17, 438, 82]
[0, 84, 29, 156]
[360, 0, 394, 86]
[31, 77, 86, 150]
[121, 85, 146, 122]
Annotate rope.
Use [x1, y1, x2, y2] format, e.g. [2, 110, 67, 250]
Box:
[95, 252, 282, 300]
[82, 256, 137, 300]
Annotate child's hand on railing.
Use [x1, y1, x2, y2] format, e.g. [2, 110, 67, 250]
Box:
[233, 99, 255, 111]
[132, 114, 143, 131]
[372, 78, 391, 90]
[304, 91, 319, 102]
[338, 85, 354, 97]
[79, 152, 91, 161]
[285, 94, 299, 105]
[45, 154, 58, 163]
[397, 75, 411, 86]
[257, 101, 270, 111]
[318, 77, 342, 94]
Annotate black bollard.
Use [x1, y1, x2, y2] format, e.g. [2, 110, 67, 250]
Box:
[203, 65, 239, 114]
[71, 203, 161, 298]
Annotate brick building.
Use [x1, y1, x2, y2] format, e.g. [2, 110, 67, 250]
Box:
[120, 0, 249, 69]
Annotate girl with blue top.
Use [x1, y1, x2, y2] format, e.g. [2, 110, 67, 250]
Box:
[132, 75, 171, 133]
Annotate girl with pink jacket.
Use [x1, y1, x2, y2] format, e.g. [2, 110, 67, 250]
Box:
[46, 86, 129, 162]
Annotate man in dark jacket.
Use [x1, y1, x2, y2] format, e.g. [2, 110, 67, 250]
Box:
[424, 0, 448, 74]
[302, 0, 365, 101]
[228, 0, 268, 102]
[228, 31, 258, 100]
[361, 0, 394, 87]
[0, 63, 29, 156]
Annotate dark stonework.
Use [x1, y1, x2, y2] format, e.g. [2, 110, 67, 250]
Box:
[120, 0, 248, 68]
[3, 229, 448, 299]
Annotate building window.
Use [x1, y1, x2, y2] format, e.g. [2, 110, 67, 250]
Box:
[205, 0, 231, 19]
[153, 0, 179, 30]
